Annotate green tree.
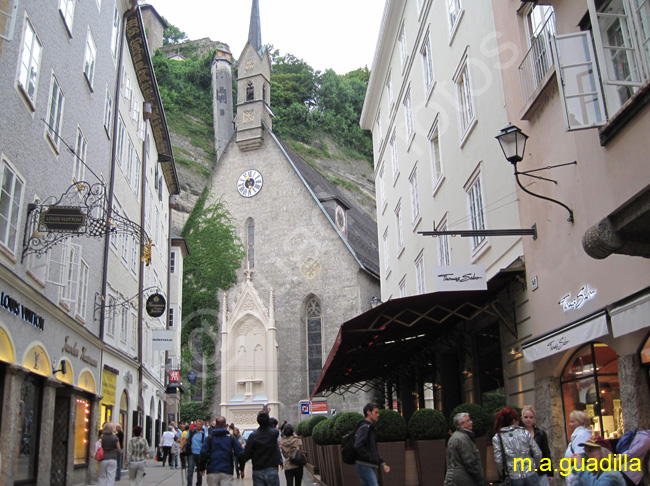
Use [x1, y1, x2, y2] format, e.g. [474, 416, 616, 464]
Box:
[162, 19, 187, 46]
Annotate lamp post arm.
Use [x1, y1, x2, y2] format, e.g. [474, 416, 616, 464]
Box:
[514, 166, 574, 223]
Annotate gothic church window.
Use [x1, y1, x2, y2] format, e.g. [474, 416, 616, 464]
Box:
[246, 218, 255, 269]
[306, 298, 322, 395]
[246, 82, 254, 101]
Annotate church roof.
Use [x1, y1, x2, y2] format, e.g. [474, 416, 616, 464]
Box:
[267, 130, 380, 278]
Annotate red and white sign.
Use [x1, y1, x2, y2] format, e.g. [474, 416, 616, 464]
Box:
[169, 370, 181, 382]
[311, 401, 328, 414]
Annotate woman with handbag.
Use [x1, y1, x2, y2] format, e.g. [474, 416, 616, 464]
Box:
[492, 407, 542, 486]
[98, 422, 121, 486]
[280, 424, 304, 486]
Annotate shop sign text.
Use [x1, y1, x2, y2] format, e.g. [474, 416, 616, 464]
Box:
[559, 285, 597, 312]
[0, 291, 45, 330]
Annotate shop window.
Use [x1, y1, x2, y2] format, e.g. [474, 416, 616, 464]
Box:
[16, 374, 42, 482]
[74, 398, 90, 464]
[561, 343, 621, 440]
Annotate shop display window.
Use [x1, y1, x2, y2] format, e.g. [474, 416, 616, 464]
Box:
[16, 374, 42, 482]
[74, 398, 91, 465]
[561, 343, 621, 440]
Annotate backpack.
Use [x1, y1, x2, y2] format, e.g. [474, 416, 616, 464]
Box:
[183, 429, 204, 456]
[341, 430, 358, 465]
[617, 428, 639, 454]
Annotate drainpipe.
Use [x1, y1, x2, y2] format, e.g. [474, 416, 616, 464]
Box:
[100, 0, 139, 340]
[166, 194, 174, 422]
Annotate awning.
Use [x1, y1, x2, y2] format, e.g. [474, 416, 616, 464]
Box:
[610, 291, 650, 338]
[311, 270, 520, 398]
[521, 311, 608, 362]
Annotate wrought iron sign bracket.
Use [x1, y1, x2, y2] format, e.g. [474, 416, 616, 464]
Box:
[22, 181, 153, 264]
[93, 286, 162, 322]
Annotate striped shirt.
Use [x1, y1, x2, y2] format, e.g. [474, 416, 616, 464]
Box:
[128, 437, 149, 463]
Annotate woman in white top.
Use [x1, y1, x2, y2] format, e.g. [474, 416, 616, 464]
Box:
[563, 410, 593, 486]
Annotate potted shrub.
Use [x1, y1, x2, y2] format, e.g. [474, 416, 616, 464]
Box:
[334, 412, 364, 486]
[375, 409, 407, 486]
[313, 418, 337, 485]
[408, 408, 448, 486]
[450, 403, 491, 475]
[305, 415, 327, 474]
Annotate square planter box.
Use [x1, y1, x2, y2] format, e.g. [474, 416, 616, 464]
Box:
[377, 441, 406, 486]
[414, 439, 446, 486]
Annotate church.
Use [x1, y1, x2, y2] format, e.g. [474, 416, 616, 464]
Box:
[206, 0, 380, 427]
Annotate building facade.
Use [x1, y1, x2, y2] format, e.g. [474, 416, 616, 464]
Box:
[492, 0, 650, 473]
[0, 1, 181, 484]
[359, 0, 535, 415]
[203, 0, 380, 428]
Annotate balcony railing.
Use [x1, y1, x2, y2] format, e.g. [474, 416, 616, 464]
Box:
[519, 13, 557, 105]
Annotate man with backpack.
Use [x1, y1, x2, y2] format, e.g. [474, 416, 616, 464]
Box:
[198, 416, 244, 485]
[241, 411, 283, 485]
[186, 419, 207, 486]
[354, 403, 390, 486]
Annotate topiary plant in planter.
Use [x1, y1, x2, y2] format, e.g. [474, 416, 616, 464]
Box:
[450, 403, 490, 438]
[408, 408, 448, 440]
[304, 414, 328, 437]
[295, 420, 306, 437]
[313, 417, 335, 446]
[375, 409, 407, 442]
[333, 412, 364, 441]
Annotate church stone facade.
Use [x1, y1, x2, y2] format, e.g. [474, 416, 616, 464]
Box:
[206, 0, 380, 428]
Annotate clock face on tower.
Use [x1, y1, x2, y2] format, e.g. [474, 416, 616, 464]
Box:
[237, 169, 263, 198]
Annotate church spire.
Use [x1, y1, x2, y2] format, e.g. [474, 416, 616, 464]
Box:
[248, 0, 263, 56]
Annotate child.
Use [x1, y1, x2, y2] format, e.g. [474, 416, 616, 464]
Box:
[170, 435, 180, 469]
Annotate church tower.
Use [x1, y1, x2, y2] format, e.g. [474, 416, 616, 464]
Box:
[236, 0, 273, 152]
[212, 44, 234, 161]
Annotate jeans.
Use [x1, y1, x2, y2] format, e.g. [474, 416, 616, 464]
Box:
[128, 460, 146, 486]
[116, 451, 123, 480]
[284, 467, 303, 486]
[511, 474, 542, 486]
[170, 453, 178, 468]
[187, 453, 202, 486]
[99, 459, 117, 486]
[206, 471, 234, 485]
[252, 466, 280, 486]
[355, 463, 379, 486]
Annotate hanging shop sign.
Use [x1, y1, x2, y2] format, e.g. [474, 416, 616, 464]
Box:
[146, 293, 166, 318]
[169, 369, 181, 382]
[433, 264, 487, 292]
[40, 205, 85, 232]
[522, 311, 608, 362]
[0, 291, 45, 330]
[152, 330, 174, 351]
[102, 365, 119, 405]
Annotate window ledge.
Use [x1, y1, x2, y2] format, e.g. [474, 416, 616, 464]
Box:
[471, 238, 490, 262]
[599, 78, 650, 146]
[0, 245, 17, 263]
[46, 131, 61, 155]
[397, 245, 405, 259]
[75, 314, 86, 325]
[16, 83, 37, 113]
[392, 171, 400, 187]
[412, 215, 422, 231]
[26, 270, 46, 289]
[406, 132, 416, 152]
[432, 175, 445, 197]
[459, 117, 478, 148]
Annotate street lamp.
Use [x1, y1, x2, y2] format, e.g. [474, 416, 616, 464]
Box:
[495, 124, 575, 223]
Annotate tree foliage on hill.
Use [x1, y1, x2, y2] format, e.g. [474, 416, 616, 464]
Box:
[161, 18, 187, 46]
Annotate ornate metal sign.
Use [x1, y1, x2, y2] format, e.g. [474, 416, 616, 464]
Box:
[22, 181, 152, 263]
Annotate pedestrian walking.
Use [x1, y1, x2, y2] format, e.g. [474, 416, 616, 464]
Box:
[564, 410, 593, 486]
[161, 426, 175, 467]
[492, 407, 542, 486]
[170, 435, 180, 469]
[115, 424, 124, 482]
[98, 422, 121, 486]
[127, 425, 149, 486]
[198, 415, 244, 485]
[241, 410, 283, 485]
[187, 419, 207, 486]
[444, 412, 485, 485]
[353, 403, 390, 486]
[521, 405, 553, 486]
[280, 424, 304, 486]
[232, 427, 246, 478]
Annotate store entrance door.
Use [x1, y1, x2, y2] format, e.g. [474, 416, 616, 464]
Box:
[50, 395, 70, 486]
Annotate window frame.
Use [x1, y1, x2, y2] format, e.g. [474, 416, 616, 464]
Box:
[454, 53, 476, 141]
[466, 173, 486, 250]
[16, 18, 42, 107]
[428, 117, 444, 194]
[83, 28, 97, 89]
[447, 0, 464, 40]
[103, 85, 113, 135]
[436, 217, 451, 266]
[390, 130, 399, 184]
[383, 227, 391, 278]
[415, 251, 426, 295]
[45, 73, 65, 152]
[408, 164, 421, 227]
[59, 0, 75, 35]
[399, 23, 409, 71]
[395, 200, 405, 257]
[421, 31, 436, 94]
[403, 87, 415, 145]
[0, 158, 25, 255]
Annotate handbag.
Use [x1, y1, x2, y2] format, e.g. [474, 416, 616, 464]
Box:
[497, 433, 512, 486]
[95, 444, 104, 461]
[289, 448, 307, 467]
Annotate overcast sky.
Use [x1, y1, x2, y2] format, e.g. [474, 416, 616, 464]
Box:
[144, 1, 385, 75]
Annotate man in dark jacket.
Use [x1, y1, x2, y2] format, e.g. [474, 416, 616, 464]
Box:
[443, 412, 485, 486]
[198, 416, 244, 484]
[241, 411, 282, 485]
[354, 403, 390, 486]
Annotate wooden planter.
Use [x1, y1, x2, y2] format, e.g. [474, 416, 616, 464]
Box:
[313, 443, 323, 476]
[341, 460, 358, 486]
[485, 443, 500, 483]
[475, 436, 488, 476]
[327, 444, 343, 486]
[377, 441, 406, 486]
[413, 439, 446, 486]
